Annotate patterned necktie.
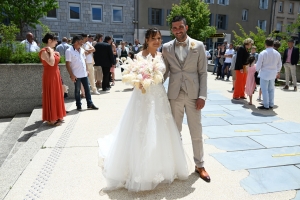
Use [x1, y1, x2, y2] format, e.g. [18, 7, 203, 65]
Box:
[176, 41, 187, 47]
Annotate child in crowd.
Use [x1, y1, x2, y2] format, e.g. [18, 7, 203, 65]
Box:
[128, 51, 135, 60]
[245, 56, 256, 105]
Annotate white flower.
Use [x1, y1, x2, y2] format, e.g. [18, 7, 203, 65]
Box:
[190, 42, 196, 50]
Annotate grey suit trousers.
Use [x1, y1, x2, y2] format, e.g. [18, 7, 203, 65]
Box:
[169, 89, 204, 168]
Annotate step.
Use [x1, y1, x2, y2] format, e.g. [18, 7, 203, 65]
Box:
[0, 114, 30, 167]
[3, 108, 43, 164]
[0, 118, 12, 138]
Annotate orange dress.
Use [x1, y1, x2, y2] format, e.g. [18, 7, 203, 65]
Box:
[39, 48, 66, 122]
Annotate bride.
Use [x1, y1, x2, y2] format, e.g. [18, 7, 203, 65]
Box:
[98, 28, 189, 192]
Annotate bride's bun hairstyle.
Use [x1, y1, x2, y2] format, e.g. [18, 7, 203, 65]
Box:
[143, 27, 161, 50]
[42, 33, 58, 44]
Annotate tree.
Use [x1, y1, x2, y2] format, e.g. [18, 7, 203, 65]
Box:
[166, 0, 216, 41]
[0, 0, 58, 37]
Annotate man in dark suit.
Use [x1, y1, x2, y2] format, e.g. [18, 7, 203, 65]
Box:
[94, 36, 115, 91]
[282, 39, 299, 91]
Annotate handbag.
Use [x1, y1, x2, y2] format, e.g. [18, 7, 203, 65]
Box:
[254, 71, 260, 85]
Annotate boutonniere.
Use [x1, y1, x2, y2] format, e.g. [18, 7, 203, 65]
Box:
[190, 42, 196, 50]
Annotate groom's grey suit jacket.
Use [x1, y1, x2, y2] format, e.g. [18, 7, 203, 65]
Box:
[162, 38, 208, 100]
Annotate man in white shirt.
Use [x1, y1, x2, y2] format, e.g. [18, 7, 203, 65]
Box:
[65, 35, 98, 111]
[81, 34, 99, 95]
[55, 37, 70, 57]
[222, 43, 234, 80]
[204, 45, 211, 60]
[256, 37, 282, 110]
[21, 32, 40, 52]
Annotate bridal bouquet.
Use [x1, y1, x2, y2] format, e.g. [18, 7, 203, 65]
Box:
[121, 55, 164, 94]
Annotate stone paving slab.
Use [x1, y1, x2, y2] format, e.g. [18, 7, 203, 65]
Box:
[200, 117, 231, 127]
[250, 133, 300, 148]
[220, 104, 247, 111]
[205, 137, 264, 151]
[211, 146, 300, 170]
[207, 93, 229, 101]
[205, 100, 236, 105]
[240, 166, 300, 194]
[203, 124, 285, 138]
[268, 121, 300, 133]
[202, 110, 233, 118]
[202, 105, 227, 112]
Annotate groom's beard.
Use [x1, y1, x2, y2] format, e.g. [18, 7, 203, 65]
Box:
[175, 32, 187, 42]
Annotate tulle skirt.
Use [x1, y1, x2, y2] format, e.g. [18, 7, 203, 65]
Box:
[98, 84, 189, 192]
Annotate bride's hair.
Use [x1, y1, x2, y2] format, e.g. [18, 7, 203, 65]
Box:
[143, 28, 161, 50]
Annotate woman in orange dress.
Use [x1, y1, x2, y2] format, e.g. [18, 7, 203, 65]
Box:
[39, 33, 66, 126]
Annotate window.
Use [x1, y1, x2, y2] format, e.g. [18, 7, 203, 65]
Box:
[218, 0, 229, 5]
[278, 1, 283, 12]
[69, 3, 80, 20]
[242, 9, 248, 21]
[92, 5, 102, 21]
[216, 14, 227, 30]
[47, 8, 57, 18]
[148, 8, 164, 26]
[205, 0, 214, 3]
[259, 0, 268, 9]
[112, 6, 123, 22]
[289, 3, 294, 13]
[113, 35, 123, 44]
[258, 20, 267, 31]
[166, 9, 171, 26]
[69, 33, 81, 38]
[276, 21, 282, 31]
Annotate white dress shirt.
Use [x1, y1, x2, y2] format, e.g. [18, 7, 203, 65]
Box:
[21, 40, 40, 52]
[256, 47, 282, 80]
[83, 42, 94, 64]
[224, 48, 234, 63]
[175, 38, 189, 62]
[65, 46, 87, 78]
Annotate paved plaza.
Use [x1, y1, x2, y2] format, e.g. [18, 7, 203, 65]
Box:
[0, 68, 300, 200]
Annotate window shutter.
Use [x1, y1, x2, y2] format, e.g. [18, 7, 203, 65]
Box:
[212, 0, 214, 3]
[265, 0, 268, 9]
[218, 0, 220, 4]
[225, 15, 228, 30]
[259, 0, 263, 9]
[148, 8, 152, 25]
[160, 9, 164, 26]
[211, 14, 214, 26]
[264, 21, 267, 31]
[216, 14, 219, 28]
[226, 0, 229, 5]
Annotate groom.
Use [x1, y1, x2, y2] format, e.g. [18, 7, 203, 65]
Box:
[162, 16, 210, 182]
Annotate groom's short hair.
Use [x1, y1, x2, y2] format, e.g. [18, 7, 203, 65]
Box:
[171, 16, 187, 26]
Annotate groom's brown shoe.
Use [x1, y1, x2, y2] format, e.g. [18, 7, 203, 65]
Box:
[195, 166, 211, 182]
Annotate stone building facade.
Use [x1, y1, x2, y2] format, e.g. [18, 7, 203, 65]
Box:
[33, 0, 135, 44]
[272, 0, 300, 41]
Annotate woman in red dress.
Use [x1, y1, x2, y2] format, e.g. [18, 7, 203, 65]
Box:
[39, 33, 66, 126]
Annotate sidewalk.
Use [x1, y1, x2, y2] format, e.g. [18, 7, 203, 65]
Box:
[1, 68, 300, 200]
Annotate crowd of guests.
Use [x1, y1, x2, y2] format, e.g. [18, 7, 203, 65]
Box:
[21, 31, 145, 125]
[210, 37, 299, 110]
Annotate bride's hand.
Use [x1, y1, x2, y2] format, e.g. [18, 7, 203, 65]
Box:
[139, 83, 143, 90]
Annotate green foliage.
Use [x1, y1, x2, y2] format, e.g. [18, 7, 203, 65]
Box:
[41, 24, 51, 37]
[166, 0, 216, 41]
[0, 0, 58, 36]
[0, 23, 20, 43]
[232, 23, 269, 53]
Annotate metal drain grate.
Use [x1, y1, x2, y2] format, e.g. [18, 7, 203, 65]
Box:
[24, 113, 80, 200]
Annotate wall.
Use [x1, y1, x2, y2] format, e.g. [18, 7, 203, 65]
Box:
[0, 64, 74, 118]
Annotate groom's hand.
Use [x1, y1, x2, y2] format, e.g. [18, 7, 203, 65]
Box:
[196, 98, 205, 110]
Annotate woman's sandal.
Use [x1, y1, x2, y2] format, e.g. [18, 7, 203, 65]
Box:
[57, 119, 64, 123]
[47, 121, 62, 126]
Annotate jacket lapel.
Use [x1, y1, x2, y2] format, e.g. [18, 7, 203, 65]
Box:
[183, 38, 193, 68]
[168, 40, 181, 68]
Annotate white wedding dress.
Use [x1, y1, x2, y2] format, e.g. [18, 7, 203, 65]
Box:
[98, 52, 189, 192]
